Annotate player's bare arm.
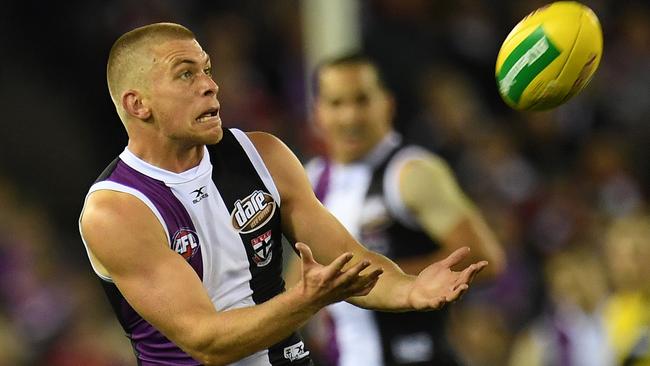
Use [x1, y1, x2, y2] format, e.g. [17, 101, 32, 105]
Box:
[248, 131, 488, 311]
[80, 190, 377, 366]
[398, 155, 506, 277]
[398, 155, 506, 278]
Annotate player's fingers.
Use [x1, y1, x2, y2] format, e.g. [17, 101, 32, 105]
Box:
[455, 261, 488, 288]
[348, 268, 383, 295]
[466, 261, 488, 284]
[322, 251, 354, 278]
[295, 242, 316, 266]
[446, 284, 469, 303]
[350, 273, 381, 297]
[425, 296, 447, 310]
[336, 259, 373, 285]
[440, 247, 471, 268]
[357, 267, 384, 287]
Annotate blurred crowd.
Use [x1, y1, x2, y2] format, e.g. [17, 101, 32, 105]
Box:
[1, 0, 649, 365]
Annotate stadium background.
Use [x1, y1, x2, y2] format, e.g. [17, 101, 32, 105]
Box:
[0, 0, 649, 364]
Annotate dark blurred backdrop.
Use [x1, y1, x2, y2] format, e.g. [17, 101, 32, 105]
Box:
[1, 0, 649, 365]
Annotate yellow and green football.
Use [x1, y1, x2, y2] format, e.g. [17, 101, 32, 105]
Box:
[496, 1, 603, 111]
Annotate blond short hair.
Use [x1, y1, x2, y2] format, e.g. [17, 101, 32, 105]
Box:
[106, 23, 195, 119]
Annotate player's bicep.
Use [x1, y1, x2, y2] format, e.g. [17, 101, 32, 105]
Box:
[80, 190, 217, 354]
[247, 132, 364, 264]
[284, 191, 361, 263]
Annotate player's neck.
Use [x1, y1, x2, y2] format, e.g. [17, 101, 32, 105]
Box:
[127, 139, 204, 173]
[329, 130, 397, 165]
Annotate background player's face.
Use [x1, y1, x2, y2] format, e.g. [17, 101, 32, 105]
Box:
[315, 63, 394, 163]
[145, 39, 223, 145]
[605, 229, 650, 292]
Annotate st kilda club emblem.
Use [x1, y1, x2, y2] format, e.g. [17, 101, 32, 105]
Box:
[250, 230, 273, 267]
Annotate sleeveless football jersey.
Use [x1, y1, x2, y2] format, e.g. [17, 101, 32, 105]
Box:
[80, 128, 310, 366]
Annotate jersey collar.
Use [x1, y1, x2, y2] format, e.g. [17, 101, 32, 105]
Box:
[119, 146, 212, 184]
[361, 131, 402, 168]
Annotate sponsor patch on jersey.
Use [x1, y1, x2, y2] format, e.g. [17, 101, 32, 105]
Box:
[230, 190, 276, 233]
[250, 230, 273, 267]
[172, 228, 200, 260]
[283, 341, 310, 362]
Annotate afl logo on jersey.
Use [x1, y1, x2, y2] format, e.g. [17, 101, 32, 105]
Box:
[172, 228, 200, 260]
[231, 190, 276, 233]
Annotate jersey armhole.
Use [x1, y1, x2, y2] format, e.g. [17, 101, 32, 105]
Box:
[383, 146, 432, 230]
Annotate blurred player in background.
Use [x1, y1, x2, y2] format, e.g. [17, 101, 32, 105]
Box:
[508, 245, 614, 366]
[78, 23, 487, 366]
[288, 54, 505, 366]
[603, 214, 650, 365]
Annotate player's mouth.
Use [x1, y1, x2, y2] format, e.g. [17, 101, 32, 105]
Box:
[340, 129, 365, 142]
[196, 107, 220, 123]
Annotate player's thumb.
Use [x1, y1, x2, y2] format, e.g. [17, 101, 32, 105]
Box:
[295, 242, 315, 265]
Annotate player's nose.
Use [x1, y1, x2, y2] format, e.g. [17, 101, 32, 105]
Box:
[338, 104, 362, 125]
[201, 75, 219, 97]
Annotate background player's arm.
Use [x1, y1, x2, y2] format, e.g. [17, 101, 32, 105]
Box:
[249, 132, 486, 311]
[80, 190, 378, 366]
[398, 155, 505, 278]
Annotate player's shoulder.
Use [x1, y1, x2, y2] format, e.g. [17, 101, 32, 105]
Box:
[82, 189, 150, 228]
[390, 144, 459, 208]
[81, 188, 168, 263]
[245, 130, 282, 146]
[390, 143, 450, 177]
[243, 130, 307, 182]
[244, 131, 291, 158]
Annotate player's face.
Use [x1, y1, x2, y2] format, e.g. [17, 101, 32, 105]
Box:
[146, 39, 223, 145]
[315, 64, 394, 163]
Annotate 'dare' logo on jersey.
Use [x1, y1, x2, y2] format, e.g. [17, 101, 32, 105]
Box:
[172, 228, 200, 260]
[250, 230, 273, 267]
[231, 190, 276, 233]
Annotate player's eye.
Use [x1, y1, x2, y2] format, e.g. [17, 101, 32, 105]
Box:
[180, 70, 193, 80]
[204, 67, 212, 77]
[355, 94, 369, 105]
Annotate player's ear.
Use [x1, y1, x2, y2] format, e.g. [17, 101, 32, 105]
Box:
[122, 90, 152, 121]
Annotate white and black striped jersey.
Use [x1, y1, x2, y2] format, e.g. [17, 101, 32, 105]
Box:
[307, 131, 458, 366]
[79, 128, 311, 366]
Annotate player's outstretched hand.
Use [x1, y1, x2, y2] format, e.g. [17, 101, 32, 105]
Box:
[295, 242, 383, 310]
[407, 247, 487, 310]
